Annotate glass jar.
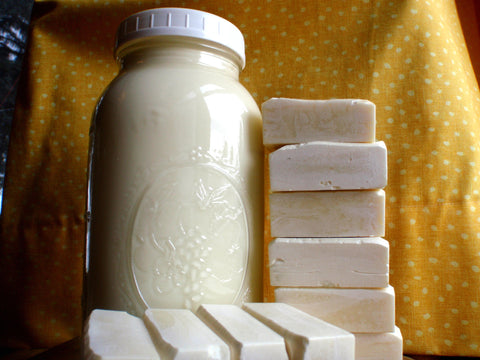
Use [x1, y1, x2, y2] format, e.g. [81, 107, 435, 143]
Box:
[84, 8, 263, 317]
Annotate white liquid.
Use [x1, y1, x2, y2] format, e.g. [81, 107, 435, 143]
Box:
[85, 44, 263, 316]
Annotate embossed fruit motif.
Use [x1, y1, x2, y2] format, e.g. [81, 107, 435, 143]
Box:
[131, 165, 248, 310]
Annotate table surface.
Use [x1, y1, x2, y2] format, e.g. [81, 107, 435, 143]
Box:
[1, 337, 479, 360]
[0, 338, 80, 360]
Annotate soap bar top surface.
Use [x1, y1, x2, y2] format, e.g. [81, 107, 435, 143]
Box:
[196, 304, 288, 360]
[262, 98, 376, 145]
[144, 309, 229, 360]
[243, 302, 355, 360]
[83, 309, 160, 360]
[269, 141, 387, 191]
[268, 237, 389, 288]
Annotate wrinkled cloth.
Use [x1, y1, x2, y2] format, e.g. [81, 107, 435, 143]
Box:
[1, 0, 480, 356]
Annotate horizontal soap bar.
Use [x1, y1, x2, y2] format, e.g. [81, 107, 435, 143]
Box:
[269, 237, 389, 288]
[262, 98, 376, 145]
[196, 304, 288, 360]
[269, 190, 385, 238]
[144, 309, 229, 359]
[243, 302, 354, 360]
[274, 286, 396, 333]
[269, 141, 387, 191]
[354, 327, 403, 360]
[83, 309, 160, 360]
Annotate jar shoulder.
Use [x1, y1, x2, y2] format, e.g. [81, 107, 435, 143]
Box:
[97, 66, 259, 115]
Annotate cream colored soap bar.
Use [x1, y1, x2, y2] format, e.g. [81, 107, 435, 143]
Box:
[269, 190, 385, 237]
[196, 304, 288, 360]
[262, 98, 376, 145]
[269, 237, 389, 288]
[83, 309, 160, 360]
[354, 327, 403, 360]
[269, 141, 387, 191]
[243, 302, 354, 360]
[275, 286, 395, 333]
[144, 309, 229, 359]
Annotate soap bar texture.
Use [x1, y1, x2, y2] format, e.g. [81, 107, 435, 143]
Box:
[196, 304, 288, 360]
[262, 98, 376, 145]
[83, 309, 160, 360]
[268, 237, 389, 288]
[269, 190, 385, 237]
[274, 286, 396, 333]
[243, 302, 355, 360]
[269, 141, 387, 191]
[354, 327, 403, 360]
[143, 309, 229, 360]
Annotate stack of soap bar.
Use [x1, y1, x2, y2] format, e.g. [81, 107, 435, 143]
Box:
[83, 305, 355, 360]
[263, 98, 402, 360]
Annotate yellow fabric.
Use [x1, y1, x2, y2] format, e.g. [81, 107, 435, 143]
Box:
[1, 0, 480, 356]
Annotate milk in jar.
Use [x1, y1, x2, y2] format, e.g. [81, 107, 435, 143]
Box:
[84, 8, 263, 317]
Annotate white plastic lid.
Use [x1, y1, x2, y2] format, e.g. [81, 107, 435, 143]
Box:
[115, 8, 246, 68]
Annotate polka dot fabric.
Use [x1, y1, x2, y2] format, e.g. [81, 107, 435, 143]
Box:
[1, 0, 479, 356]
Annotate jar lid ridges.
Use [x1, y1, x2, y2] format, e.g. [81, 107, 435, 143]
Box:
[115, 8, 246, 68]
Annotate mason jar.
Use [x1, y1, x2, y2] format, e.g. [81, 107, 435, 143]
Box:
[84, 7, 263, 317]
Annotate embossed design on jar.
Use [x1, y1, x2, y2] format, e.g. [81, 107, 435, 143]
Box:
[130, 164, 248, 310]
